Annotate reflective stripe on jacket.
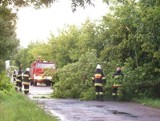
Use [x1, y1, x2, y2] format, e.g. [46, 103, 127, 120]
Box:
[23, 71, 31, 83]
[93, 69, 105, 86]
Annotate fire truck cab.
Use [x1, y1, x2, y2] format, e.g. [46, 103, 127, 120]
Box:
[30, 60, 56, 86]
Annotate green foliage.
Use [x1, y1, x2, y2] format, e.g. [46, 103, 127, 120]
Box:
[133, 98, 160, 108]
[16, 0, 160, 101]
[52, 50, 102, 100]
[101, 0, 160, 100]
[49, 25, 79, 68]
[14, 48, 32, 69]
[14, 42, 54, 69]
[0, 6, 19, 70]
[0, 72, 14, 95]
[80, 86, 95, 100]
[0, 0, 55, 8]
[1, 0, 96, 12]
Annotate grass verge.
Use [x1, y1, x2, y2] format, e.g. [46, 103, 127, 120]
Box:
[133, 98, 160, 108]
[0, 92, 59, 121]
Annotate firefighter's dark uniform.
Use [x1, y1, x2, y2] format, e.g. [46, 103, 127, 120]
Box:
[92, 66, 106, 101]
[16, 70, 23, 91]
[13, 70, 17, 82]
[23, 70, 31, 94]
[112, 69, 124, 100]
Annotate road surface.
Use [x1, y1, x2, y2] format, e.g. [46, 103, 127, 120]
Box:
[27, 84, 160, 121]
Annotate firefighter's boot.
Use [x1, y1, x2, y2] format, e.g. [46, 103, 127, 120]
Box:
[96, 95, 99, 101]
[19, 87, 22, 92]
[100, 95, 104, 101]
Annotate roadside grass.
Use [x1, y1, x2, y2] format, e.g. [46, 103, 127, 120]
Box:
[133, 98, 160, 108]
[0, 92, 59, 121]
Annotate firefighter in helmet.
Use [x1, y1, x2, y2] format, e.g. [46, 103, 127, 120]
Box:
[92, 64, 106, 101]
[16, 68, 23, 92]
[112, 67, 124, 100]
[23, 68, 31, 94]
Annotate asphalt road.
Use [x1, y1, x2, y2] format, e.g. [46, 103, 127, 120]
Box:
[27, 84, 160, 121]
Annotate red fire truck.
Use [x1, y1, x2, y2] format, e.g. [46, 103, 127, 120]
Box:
[30, 60, 56, 86]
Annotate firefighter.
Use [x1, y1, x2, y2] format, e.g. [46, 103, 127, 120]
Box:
[23, 68, 31, 94]
[112, 67, 124, 100]
[13, 70, 17, 82]
[16, 69, 23, 92]
[92, 64, 106, 101]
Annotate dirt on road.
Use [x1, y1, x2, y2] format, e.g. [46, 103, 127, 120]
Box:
[27, 84, 160, 121]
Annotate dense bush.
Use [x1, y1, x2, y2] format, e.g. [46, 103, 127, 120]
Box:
[52, 50, 102, 100]
[0, 71, 14, 95]
[52, 54, 160, 101]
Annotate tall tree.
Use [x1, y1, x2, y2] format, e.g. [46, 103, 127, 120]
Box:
[101, 0, 160, 98]
[48, 25, 79, 68]
[0, 6, 19, 70]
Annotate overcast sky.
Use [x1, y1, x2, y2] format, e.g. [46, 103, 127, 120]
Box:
[16, 0, 109, 48]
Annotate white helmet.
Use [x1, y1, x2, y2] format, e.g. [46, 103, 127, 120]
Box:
[116, 67, 121, 71]
[96, 64, 101, 69]
[26, 68, 30, 71]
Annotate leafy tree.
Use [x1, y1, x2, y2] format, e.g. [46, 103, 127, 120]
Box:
[14, 41, 55, 69]
[14, 0, 160, 100]
[77, 20, 102, 57]
[0, 6, 19, 70]
[48, 20, 108, 68]
[27, 42, 53, 61]
[0, 71, 14, 95]
[101, 0, 160, 99]
[14, 48, 31, 70]
[53, 49, 102, 100]
[48, 25, 80, 68]
[0, 0, 98, 11]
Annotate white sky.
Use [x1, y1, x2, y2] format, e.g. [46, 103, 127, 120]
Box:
[16, 0, 109, 48]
